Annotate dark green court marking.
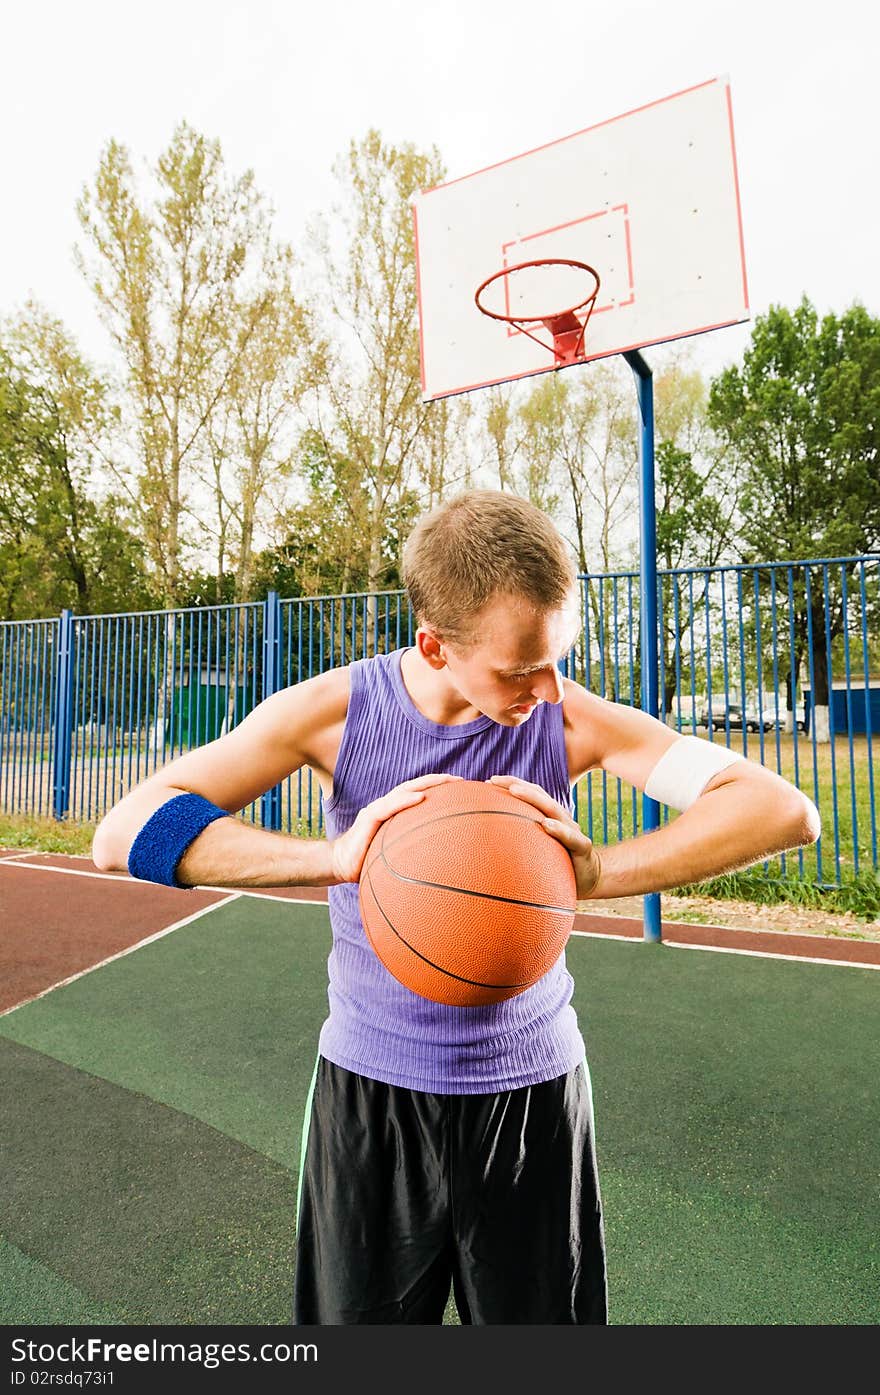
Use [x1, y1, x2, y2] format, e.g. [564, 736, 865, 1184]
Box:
[598, 1166, 876, 1325]
[0, 1237, 120, 1324]
[1, 898, 877, 1323]
[0, 898, 332, 1169]
[0, 1037, 296, 1323]
[568, 937, 880, 1324]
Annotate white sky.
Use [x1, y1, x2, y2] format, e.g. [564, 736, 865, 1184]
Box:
[2, 0, 878, 384]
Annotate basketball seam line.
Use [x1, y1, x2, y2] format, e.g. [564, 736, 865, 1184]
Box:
[362, 867, 532, 991]
[378, 806, 544, 857]
[368, 809, 574, 915]
[375, 845, 575, 915]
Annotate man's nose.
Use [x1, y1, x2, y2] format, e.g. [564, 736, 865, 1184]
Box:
[530, 666, 564, 704]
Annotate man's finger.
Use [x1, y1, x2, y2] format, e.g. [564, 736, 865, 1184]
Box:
[489, 775, 568, 821]
[542, 816, 592, 852]
[402, 773, 464, 791]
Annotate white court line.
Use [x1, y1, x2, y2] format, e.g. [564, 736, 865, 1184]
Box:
[0, 892, 242, 1018]
[573, 912, 877, 942]
[1, 858, 332, 905]
[570, 927, 642, 943]
[210, 888, 332, 907]
[661, 938, 880, 971]
[569, 925, 879, 970]
[1, 859, 155, 884]
[659, 917, 870, 941]
[11, 860, 869, 946]
[4, 857, 876, 971]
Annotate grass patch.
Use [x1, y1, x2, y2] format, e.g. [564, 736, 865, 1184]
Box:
[0, 811, 98, 856]
[4, 729, 877, 916]
[574, 732, 878, 904]
[673, 867, 880, 922]
[0, 809, 316, 858]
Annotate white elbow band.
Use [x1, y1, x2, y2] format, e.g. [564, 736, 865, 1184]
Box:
[644, 735, 745, 812]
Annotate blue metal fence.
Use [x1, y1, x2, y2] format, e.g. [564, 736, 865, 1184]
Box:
[1, 556, 877, 889]
[2, 616, 57, 822]
[562, 554, 879, 887]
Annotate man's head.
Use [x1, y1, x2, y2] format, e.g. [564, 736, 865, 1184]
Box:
[402, 490, 580, 725]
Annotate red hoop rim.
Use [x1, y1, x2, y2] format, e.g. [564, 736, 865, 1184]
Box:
[474, 257, 601, 326]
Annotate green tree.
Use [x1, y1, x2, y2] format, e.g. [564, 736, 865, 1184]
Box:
[495, 363, 636, 699]
[262, 428, 418, 599]
[483, 387, 522, 494]
[76, 123, 304, 606]
[194, 247, 318, 603]
[652, 356, 738, 720]
[306, 130, 467, 619]
[0, 307, 156, 620]
[653, 356, 735, 571]
[708, 298, 880, 737]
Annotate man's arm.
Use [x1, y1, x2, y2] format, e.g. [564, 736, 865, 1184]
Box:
[492, 681, 820, 900]
[92, 668, 458, 889]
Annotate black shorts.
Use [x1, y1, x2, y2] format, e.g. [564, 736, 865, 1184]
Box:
[293, 1056, 607, 1325]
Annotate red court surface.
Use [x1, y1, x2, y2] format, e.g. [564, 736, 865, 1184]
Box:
[2, 847, 878, 1015]
[0, 854, 231, 1013]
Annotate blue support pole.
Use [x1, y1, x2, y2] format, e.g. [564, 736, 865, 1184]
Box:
[261, 590, 283, 831]
[623, 350, 662, 944]
[52, 609, 75, 821]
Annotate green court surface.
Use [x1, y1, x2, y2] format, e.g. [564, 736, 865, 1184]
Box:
[1, 898, 877, 1325]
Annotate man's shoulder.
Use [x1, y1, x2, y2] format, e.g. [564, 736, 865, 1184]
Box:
[283, 647, 400, 720]
[560, 678, 615, 769]
[560, 678, 677, 782]
[272, 664, 352, 734]
[560, 677, 614, 728]
[298, 663, 351, 701]
[561, 676, 664, 731]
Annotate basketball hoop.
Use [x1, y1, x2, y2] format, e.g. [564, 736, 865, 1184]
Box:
[474, 258, 601, 366]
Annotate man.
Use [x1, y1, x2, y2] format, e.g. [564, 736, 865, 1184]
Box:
[92, 490, 820, 1325]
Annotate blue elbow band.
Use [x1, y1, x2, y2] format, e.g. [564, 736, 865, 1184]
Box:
[127, 793, 230, 889]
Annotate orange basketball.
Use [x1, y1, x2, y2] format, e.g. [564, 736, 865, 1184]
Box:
[358, 779, 577, 1007]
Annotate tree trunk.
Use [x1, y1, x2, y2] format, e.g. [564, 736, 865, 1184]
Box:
[365, 506, 384, 659]
[807, 602, 831, 743]
[148, 612, 178, 759]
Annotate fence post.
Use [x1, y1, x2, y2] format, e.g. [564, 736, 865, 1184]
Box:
[52, 609, 74, 821]
[624, 350, 663, 944]
[261, 591, 283, 831]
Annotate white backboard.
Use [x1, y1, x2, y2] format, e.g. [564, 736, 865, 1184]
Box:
[413, 77, 749, 401]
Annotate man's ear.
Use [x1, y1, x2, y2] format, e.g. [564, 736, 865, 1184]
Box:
[415, 626, 448, 670]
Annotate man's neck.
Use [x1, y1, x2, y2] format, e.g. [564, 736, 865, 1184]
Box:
[399, 647, 482, 726]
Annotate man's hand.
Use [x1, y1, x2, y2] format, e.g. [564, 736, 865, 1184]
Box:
[488, 774, 602, 900]
[330, 773, 464, 884]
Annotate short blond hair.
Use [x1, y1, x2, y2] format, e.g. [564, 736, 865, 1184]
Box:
[402, 490, 576, 646]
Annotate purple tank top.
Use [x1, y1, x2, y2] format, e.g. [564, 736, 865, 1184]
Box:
[318, 647, 586, 1093]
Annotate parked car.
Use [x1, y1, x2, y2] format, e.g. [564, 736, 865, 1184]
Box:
[697, 703, 775, 733]
[698, 703, 809, 734]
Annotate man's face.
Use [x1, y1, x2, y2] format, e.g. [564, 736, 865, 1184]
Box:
[428, 590, 581, 726]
